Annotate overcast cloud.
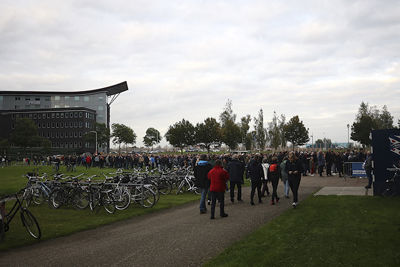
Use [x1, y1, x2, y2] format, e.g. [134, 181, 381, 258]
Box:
[1, 0, 399, 147]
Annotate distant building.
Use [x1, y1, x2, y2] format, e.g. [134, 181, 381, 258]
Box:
[0, 81, 128, 153]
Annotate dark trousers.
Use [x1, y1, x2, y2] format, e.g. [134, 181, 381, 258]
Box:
[270, 177, 279, 202]
[318, 165, 324, 176]
[288, 176, 301, 203]
[230, 182, 242, 201]
[326, 162, 332, 176]
[210, 191, 225, 217]
[261, 180, 270, 196]
[250, 180, 262, 203]
[366, 168, 372, 187]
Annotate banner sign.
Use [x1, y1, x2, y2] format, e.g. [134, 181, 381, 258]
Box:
[351, 162, 366, 177]
[371, 129, 400, 195]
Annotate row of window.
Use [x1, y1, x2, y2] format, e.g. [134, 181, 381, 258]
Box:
[39, 131, 84, 139]
[54, 96, 105, 101]
[37, 121, 93, 129]
[52, 142, 85, 149]
[15, 97, 50, 101]
[12, 112, 95, 120]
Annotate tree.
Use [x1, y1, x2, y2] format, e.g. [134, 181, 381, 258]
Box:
[219, 99, 236, 127]
[9, 118, 48, 148]
[111, 123, 136, 153]
[283, 115, 309, 149]
[219, 99, 241, 150]
[143, 127, 161, 148]
[195, 117, 222, 153]
[254, 108, 267, 150]
[165, 119, 195, 152]
[315, 138, 332, 149]
[239, 115, 251, 149]
[351, 102, 394, 147]
[279, 114, 287, 148]
[268, 111, 281, 150]
[221, 119, 241, 150]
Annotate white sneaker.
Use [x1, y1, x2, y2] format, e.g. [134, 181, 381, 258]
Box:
[292, 202, 297, 208]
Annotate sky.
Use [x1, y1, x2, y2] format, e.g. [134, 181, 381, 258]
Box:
[1, 0, 400, 147]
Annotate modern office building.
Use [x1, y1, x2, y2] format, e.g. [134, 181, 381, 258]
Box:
[0, 81, 128, 153]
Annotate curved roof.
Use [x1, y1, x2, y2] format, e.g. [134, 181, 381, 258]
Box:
[0, 81, 128, 96]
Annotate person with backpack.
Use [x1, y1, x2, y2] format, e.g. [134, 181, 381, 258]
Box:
[268, 157, 281, 205]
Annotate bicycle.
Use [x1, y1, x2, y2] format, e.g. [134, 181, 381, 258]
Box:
[0, 190, 41, 242]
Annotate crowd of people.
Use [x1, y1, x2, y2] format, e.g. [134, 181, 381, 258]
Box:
[192, 149, 371, 220]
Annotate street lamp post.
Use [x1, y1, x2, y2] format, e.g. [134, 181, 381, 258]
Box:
[90, 131, 98, 155]
[311, 133, 314, 151]
[347, 124, 350, 148]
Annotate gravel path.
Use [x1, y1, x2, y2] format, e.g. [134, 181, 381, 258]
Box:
[0, 175, 368, 267]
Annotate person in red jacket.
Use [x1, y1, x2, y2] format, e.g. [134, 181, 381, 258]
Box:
[207, 159, 229, 219]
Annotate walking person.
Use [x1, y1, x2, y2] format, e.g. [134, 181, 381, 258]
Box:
[261, 158, 270, 197]
[226, 154, 245, 203]
[268, 157, 281, 205]
[247, 154, 264, 205]
[364, 152, 373, 189]
[208, 160, 229, 219]
[286, 152, 303, 208]
[317, 151, 325, 177]
[280, 156, 290, 198]
[194, 155, 212, 214]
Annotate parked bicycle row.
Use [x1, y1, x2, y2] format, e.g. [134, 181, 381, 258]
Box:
[22, 166, 200, 213]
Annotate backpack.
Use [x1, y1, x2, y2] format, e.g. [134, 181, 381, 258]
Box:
[269, 164, 278, 172]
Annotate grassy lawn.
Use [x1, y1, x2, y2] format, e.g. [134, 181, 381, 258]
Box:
[0, 165, 200, 251]
[205, 195, 400, 267]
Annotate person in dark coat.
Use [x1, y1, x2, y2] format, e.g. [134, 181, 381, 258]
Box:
[247, 154, 264, 205]
[207, 160, 229, 219]
[226, 154, 245, 203]
[268, 157, 281, 205]
[194, 154, 213, 214]
[286, 151, 303, 208]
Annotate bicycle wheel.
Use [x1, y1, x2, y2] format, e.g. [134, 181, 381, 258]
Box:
[102, 192, 116, 214]
[73, 189, 89, 210]
[140, 188, 156, 208]
[32, 188, 44, 205]
[114, 190, 131, 211]
[176, 180, 187, 195]
[158, 180, 172, 195]
[20, 208, 41, 239]
[50, 189, 64, 209]
[23, 188, 33, 208]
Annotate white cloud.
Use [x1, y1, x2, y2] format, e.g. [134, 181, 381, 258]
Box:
[1, 0, 400, 146]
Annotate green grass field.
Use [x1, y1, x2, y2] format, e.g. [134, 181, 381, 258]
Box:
[205, 195, 400, 267]
[0, 165, 200, 251]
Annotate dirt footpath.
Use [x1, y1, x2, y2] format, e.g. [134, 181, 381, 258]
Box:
[0, 175, 368, 267]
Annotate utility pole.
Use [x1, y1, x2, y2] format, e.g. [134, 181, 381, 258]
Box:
[90, 131, 98, 155]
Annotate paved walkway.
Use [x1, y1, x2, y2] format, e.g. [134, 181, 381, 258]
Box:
[0, 175, 368, 267]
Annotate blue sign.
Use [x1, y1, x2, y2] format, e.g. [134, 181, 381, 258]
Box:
[371, 129, 400, 195]
[351, 162, 366, 177]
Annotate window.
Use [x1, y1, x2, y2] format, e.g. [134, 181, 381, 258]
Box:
[79, 122, 83, 128]
[25, 97, 30, 101]
[28, 114, 32, 118]
[70, 122, 73, 128]
[74, 96, 80, 101]
[74, 132, 77, 138]
[15, 97, 21, 101]
[65, 113, 69, 118]
[79, 112, 83, 118]
[98, 106, 104, 111]
[42, 114, 46, 119]
[56, 122, 59, 128]
[51, 122, 55, 128]
[79, 132, 82, 137]
[54, 96, 60, 101]
[45, 97, 50, 101]
[65, 96, 70, 100]
[35, 97, 40, 101]
[47, 113, 50, 119]
[60, 113, 64, 118]
[84, 96, 89, 102]
[65, 123, 68, 128]
[47, 122, 50, 128]
[74, 112, 78, 118]
[52, 113, 55, 119]
[70, 112, 73, 118]
[37, 123, 41, 128]
[98, 96, 104, 101]
[61, 122, 64, 128]
[56, 132, 59, 138]
[33, 114, 37, 119]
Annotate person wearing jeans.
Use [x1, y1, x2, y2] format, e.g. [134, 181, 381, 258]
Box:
[280, 157, 290, 198]
[194, 155, 212, 214]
